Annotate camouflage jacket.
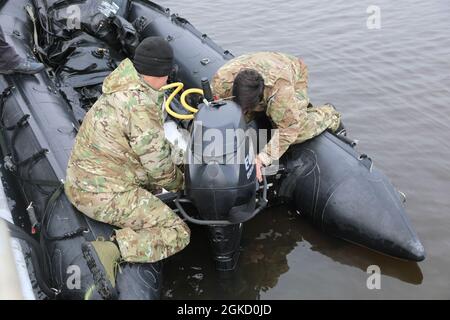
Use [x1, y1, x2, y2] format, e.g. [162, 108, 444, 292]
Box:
[211, 52, 340, 166]
[66, 58, 183, 193]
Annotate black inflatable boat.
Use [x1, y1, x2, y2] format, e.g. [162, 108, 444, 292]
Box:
[0, 0, 424, 300]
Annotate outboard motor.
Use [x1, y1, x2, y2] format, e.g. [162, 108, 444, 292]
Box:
[175, 99, 267, 271]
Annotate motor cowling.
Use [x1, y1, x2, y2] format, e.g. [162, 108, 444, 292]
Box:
[184, 100, 257, 271]
[185, 100, 257, 222]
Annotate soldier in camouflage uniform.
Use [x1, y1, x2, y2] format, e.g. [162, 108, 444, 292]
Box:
[65, 37, 190, 288]
[211, 52, 341, 180]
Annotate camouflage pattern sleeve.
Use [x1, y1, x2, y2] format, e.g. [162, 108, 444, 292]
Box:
[258, 59, 341, 166]
[127, 97, 183, 192]
[212, 52, 341, 166]
[290, 57, 341, 145]
[258, 83, 309, 166]
[259, 95, 341, 166]
[211, 70, 234, 100]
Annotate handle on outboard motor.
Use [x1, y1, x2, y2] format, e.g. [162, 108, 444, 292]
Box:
[201, 77, 214, 102]
[174, 175, 268, 226]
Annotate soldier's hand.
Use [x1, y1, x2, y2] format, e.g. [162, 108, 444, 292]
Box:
[255, 156, 263, 183]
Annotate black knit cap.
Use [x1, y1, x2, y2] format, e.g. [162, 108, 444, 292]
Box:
[133, 36, 174, 77]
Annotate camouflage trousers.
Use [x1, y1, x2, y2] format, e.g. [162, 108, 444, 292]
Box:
[65, 184, 190, 263]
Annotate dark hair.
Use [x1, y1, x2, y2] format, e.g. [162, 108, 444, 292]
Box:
[232, 69, 265, 113]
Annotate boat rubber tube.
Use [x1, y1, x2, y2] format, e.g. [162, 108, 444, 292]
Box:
[0, 0, 163, 299]
[280, 131, 425, 261]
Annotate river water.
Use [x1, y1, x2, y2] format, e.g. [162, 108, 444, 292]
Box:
[160, 0, 450, 299]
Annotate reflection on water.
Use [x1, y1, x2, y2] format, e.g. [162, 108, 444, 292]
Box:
[161, 0, 450, 299]
[3, 0, 447, 299]
[163, 206, 423, 299]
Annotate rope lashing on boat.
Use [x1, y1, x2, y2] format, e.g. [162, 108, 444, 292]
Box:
[1, 218, 60, 298]
[0, 86, 14, 122]
[58, 63, 99, 75]
[41, 182, 89, 241]
[8, 115, 31, 165]
[25, 4, 48, 61]
[17, 148, 48, 168]
[160, 82, 204, 120]
[0, 110, 107, 300]
[0, 91, 88, 241]
[0, 86, 15, 169]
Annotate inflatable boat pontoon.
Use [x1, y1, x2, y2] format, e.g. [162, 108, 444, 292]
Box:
[0, 0, 425, 300]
